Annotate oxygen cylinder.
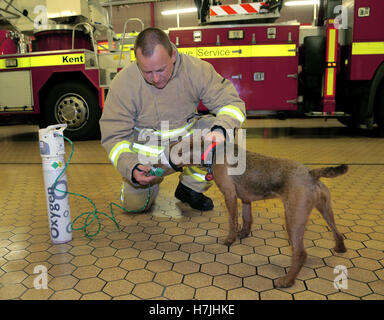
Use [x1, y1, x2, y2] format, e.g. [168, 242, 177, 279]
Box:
[39, 124, 72, 244]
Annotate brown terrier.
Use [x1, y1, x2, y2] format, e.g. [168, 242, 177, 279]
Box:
[160, 137, 348, 288]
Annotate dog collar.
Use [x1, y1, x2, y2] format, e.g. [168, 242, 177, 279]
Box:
[201, 141, 217, 163]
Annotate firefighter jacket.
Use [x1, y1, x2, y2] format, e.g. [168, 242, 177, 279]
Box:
[100, 46, 246, 184]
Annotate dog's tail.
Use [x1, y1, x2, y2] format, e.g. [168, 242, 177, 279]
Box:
[309, 164, 348, 179]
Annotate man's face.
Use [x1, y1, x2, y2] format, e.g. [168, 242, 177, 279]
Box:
[136, 44, 176, 89]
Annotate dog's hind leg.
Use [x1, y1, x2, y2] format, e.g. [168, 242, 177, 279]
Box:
[315, 182, 346, 253]
[239, 202, 252, 239]
[275, 195, 311, 288]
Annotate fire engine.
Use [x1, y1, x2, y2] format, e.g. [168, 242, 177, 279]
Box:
[169, 0, 384, 134]
[1, 0, 383, 139]
[0, 0, 135, 140]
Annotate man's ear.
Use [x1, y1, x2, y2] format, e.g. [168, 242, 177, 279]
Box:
[171, 49, 177, 64]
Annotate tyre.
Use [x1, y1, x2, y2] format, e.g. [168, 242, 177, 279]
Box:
[41, 80, 101, 140]
[337, 116, 353, 127]
[337, 84, 369, 129]
[375, 82, 384, 132]
[303, 36, 325, 75]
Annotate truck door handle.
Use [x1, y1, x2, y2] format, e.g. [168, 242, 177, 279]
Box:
[232, 49, 242, 54]
[231, 74, 242, 80]
[287, 73, 298, 79]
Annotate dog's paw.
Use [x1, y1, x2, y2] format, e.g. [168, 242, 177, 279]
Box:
[223, 236, 236, 247]
[238, 229, 250, 239]
[274, 276, 295, 288]
[334, 244, 347, 253]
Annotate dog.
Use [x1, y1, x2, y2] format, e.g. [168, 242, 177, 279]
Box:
[158, 136, 348, 288]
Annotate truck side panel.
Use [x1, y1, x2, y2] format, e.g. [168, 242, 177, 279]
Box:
[349, 0, 384, 81]
[169, 24, 300, 112]
[0, 51, 101, 115]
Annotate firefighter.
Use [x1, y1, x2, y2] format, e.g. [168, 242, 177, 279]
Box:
[100, 27, 245, 212]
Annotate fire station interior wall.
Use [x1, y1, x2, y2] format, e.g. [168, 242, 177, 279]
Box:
[109, 0, 315, 32]
[0, 70, 33, 108]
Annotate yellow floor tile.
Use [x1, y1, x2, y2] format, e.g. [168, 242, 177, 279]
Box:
[1, 120, 384, 300]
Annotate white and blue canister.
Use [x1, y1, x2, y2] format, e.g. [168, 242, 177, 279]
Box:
[39, 124, 72, 244]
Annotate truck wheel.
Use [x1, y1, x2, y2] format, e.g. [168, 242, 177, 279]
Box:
[375, 82, 384, 134]
[41, 80, 101, 140]
[338, 86, 368, 129]
[337, 103, 359, 128]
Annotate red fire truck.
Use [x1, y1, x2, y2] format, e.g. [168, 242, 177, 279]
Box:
[169, 0, 384, 133]
[0, 0, 133, 140]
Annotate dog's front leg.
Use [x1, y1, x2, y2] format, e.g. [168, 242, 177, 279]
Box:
[223, 194, 239, 246]
[213, 164, 239, 246]
[239, 202, 252, 239]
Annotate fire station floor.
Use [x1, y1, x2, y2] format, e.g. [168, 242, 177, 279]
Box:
[0, 118, 384, 301]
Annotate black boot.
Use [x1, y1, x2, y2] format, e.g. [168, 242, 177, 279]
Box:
[175, 182, 214, 211]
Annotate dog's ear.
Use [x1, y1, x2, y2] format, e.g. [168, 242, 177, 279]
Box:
[169, 140, 179, 150]
[168, 140, 185, 160]
[168, 135, 194, 165]
[183, 135, 195, 158]
[200, 137, 205, 151]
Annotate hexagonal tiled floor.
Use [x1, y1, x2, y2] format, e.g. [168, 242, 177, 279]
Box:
[1, 119, 384, 300]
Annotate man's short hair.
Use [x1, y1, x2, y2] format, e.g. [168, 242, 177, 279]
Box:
[134, 27, 173, 57]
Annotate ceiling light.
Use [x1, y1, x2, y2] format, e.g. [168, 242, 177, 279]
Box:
[161, 8, 197, 15]
[285, 0, 320, 6]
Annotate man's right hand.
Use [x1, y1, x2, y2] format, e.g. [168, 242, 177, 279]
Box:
[132, 164, 158, 185]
